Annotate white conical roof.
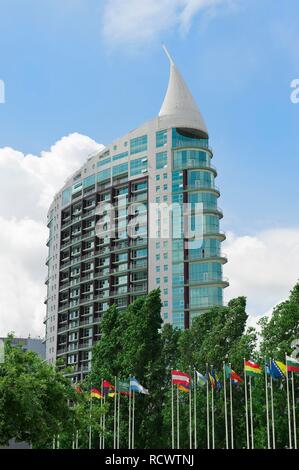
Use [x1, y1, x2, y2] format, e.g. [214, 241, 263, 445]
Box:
[159, 46, 208, 137]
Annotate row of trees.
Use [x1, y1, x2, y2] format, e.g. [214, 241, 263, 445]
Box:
[0, 283, 298, 448]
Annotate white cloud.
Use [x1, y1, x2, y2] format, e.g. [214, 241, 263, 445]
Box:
[102, 0, 237, 48]
[0, 133, 103, 338]
[223, 229, 299, 324]
[1, 133, 298, 339]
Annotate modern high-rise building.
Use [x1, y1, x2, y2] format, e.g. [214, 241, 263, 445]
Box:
[44, 49, 228, 380]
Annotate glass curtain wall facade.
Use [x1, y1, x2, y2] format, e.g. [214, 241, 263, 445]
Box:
[44, 51, 228, 380]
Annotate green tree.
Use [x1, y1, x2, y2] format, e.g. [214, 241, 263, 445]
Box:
[0, 338, 77, 448]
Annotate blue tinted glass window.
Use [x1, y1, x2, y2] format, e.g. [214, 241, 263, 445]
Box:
[130, 157, 148, 176]
[62, 187, 71, 207]
[112, 151, 129, 161]
[97, 158, 111, 167]
[190, 287, 222, 308]
[112, 163, 128, 177]
[130, 135, 148, 155]
[156, 151, 168, 169]
[97, 168, 111, 182]
[172, 128, 209, 149]
[83, 175, 96, 188]
[156, 130, 167, 148]
[173, 149, 210, 170]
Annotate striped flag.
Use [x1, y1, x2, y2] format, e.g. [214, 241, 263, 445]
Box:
[90, 387, 103, 399]
[286, 355, 299, 373]
[171, 370, 191, 387]
[244, 360, 262, 376]
[130, 377, 149, 395]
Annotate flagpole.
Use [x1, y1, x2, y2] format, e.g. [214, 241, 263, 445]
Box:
[244, 358, 250, 449]
[171, 380, 175, 449]
[223, 362, 229, 449]
[117, 389, 120, 449]
[193, 369, 197, 449]
[285, 354, 292, 449]
[229, 363, 234, 449]
[189, 372, 192, 449]
[114, 376, 117, 449]
[128, 375, 132, 449]
[211, 366, 215, 450]
[249, 375, 254, 449]
[103, 392, 106, 449]
[291, 372, 297, 449]
[264, 359, 270, 449]
[177, 385, 180, 449]
[89, 395, 93, 449]
[270, 362, 275, 449]
[132, 391, 135, 450]
[99, 380, 103, 449]
[206, 363, 210, 449]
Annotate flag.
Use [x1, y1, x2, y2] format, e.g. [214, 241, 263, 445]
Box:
[225, 365, 243, 384]
[103, 379, 115, 397]
[178, 384, 190, 393]
[90, 387, 103, 399]
[211, 369, 222, 391]
[115, 379, 131, 395]
[195, 370, 207, 387]
[271, 360, 286, 378]
[244, 360, 262, 376]
[286, 355, 299, 373]
[130, 377, 149, 395]
[208, 371, 216, 389]
[171, 370, 191, 387]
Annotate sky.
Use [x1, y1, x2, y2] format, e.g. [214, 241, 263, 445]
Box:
[0, 0, 299, 337]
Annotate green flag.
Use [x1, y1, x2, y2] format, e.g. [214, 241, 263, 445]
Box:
[116, 379, 130, 395]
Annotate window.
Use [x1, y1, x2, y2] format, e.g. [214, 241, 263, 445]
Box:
[172, 128, 209, 149]
[156, 152, 167, 169]
[83, 175, 96, 188]
[156, 254, 160, 261]
[130, 157, 148, 176]
[112, 151, 129, 161]
[97, 158, 110, 167]
[156, 175, 160, 181]
[156, 130, 167, 147]
[188, 170, 214, 189]
[163, 184, 168, 191]
[190, 287, 222, 308]
[62, 188, 71, 207]
[130, 135, 148, 155]
[156, 266, 160, 273]
[97, 168, 111, 182]
[112, 163, 128, 177]
[156, 277, 161, 284]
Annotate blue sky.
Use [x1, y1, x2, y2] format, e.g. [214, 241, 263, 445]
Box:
[0, 0, 299, 335]
[1, 0, 298, 235]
